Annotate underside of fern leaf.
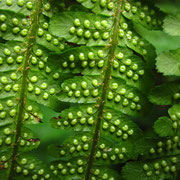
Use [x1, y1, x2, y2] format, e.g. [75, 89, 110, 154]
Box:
[48, 0, 162, 179]
[0, 0, 67, 179]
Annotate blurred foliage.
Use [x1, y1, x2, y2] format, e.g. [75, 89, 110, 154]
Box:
[134, 25, 180, 54]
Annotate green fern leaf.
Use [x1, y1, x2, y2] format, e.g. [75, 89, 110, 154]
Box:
[0, 0, 65, 179]
[48, 0, 159, 179]
[49, 11, 113, 46]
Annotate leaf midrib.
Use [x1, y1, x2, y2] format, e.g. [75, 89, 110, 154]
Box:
[85, 1, 123, 179]
[8, 0, 43, 179]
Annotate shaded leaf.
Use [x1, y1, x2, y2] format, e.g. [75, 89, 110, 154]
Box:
[163, 13, 180, 36]
[156, 48, 180, 76]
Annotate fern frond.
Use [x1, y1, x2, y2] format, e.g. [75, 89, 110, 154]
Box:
[48, 0, 161, 179]
[0, 0, 65, 179]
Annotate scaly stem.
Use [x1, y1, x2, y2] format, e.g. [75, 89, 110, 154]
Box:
[8, 0, 42, 179]
[85, 1, 123, 179]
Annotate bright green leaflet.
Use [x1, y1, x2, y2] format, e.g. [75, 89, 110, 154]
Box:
[164, 13, 180, 37]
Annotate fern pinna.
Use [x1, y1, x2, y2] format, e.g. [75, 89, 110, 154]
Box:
[48, 0, 162, 179]
[0, 0, 67, 179]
